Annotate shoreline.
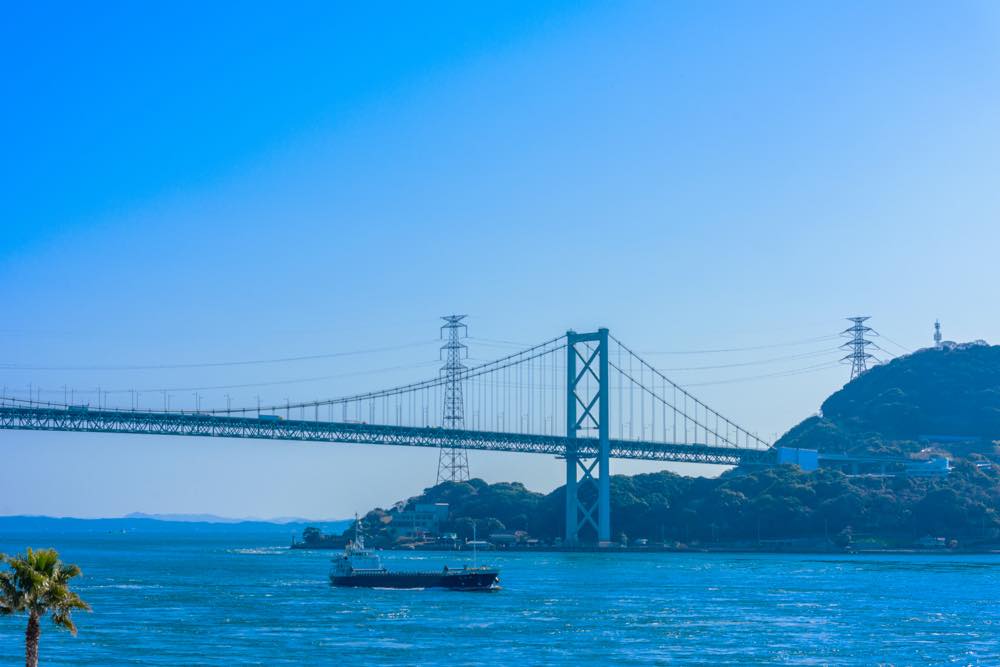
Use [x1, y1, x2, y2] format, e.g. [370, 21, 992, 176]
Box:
[291, 544, 1000, 555]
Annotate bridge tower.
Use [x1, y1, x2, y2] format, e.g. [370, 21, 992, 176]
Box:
[437, 315, 471, 483]
[564, 328, 610, 546]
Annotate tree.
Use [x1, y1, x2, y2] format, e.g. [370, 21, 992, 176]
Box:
[0, 548, 91, 667]
[301, 526, 322, 545]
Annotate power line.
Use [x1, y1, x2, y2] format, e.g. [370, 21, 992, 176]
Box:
[680, 361, 843, 387]
[0, 340, 438, 371]
[879, 334, 912, 354]
[637, 334, 842, 355]
[657, 347, 840, 372]
[11, 361, 442, 397]
[466, 336, 533, 348]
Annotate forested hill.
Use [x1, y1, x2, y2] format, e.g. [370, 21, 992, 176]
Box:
[352, 462, 1000, 547]
[776, 342, 1000, 458]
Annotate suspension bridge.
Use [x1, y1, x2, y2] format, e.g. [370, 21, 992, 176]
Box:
[0, 327, 775, 546]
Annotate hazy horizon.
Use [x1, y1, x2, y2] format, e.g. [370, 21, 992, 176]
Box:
[0, 512, 350, 523]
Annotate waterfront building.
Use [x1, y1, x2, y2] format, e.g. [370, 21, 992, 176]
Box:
[391, 503, 450, 538]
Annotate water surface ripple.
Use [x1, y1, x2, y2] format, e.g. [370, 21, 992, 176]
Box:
[1, 529, 998, 665]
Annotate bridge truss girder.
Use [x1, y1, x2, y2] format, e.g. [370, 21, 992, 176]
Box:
[0, 406, 773, 467]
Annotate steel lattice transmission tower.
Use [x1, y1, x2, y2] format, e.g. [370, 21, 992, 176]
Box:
[436, 315, 471, 483]
[840, 316, 878, 381]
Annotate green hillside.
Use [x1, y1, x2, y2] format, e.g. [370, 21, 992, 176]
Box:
[776, 342, 1000, 458]
[348, 460, 1000, 548]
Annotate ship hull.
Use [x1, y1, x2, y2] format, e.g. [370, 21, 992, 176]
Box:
[330, 569, 499, 591]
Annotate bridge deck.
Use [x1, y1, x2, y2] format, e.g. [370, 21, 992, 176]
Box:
[0, 406, 774, 466]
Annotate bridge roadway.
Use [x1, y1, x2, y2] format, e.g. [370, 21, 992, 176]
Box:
[0, 406, 774, 466]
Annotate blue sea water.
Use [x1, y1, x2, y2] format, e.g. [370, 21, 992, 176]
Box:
[1, 523, 999, 666]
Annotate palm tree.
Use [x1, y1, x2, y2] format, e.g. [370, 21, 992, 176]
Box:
[0, 548, 91, 667]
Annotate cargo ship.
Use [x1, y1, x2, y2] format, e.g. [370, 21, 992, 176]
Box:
[329, 527, 499, 591]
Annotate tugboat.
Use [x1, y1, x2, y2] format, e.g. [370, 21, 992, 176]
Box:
[329, 521, 499, 591]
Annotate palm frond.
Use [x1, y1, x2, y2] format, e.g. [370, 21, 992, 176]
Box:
[0, 571, 21, 615]
[0, 547, 90, 632]
[58, 563, 82, 579]
[50, 610, 79, 636]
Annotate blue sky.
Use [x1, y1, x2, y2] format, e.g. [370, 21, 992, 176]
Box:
[3, 2, 1000, 518]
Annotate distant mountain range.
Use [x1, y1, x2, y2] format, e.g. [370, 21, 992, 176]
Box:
[0, 514, 352, 535]
[123, 512, 342, 524]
